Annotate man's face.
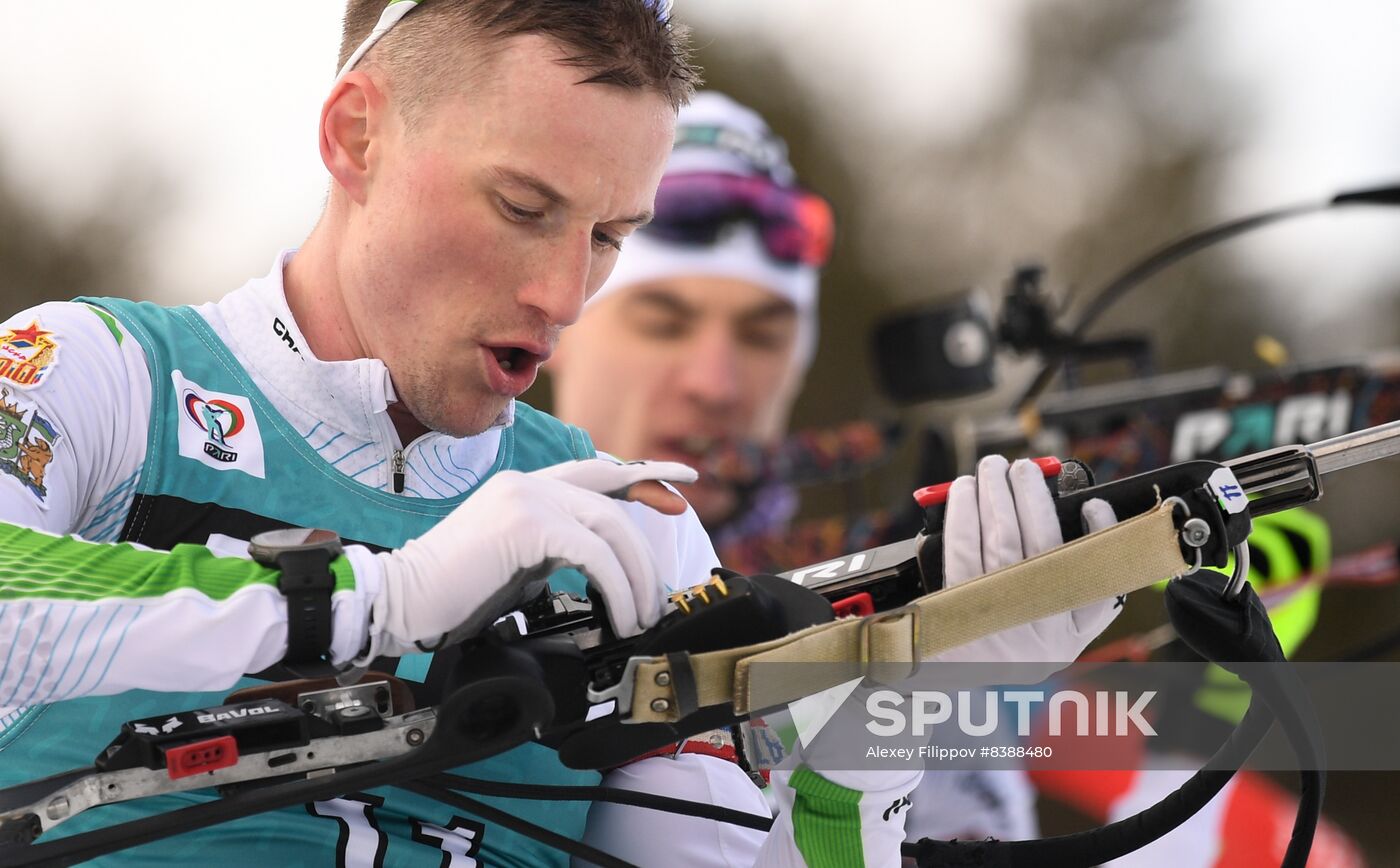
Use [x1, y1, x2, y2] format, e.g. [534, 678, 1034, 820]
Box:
[551, 275, 804, 525]
[340, 35, 675, 436]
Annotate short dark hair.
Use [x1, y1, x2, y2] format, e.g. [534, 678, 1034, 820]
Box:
[338, 0, 699, 123]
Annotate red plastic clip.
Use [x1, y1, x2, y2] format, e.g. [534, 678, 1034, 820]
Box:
[832, 592, 876, 619]
[913, 456, 1064, 508]
[165, 735, 239, 779]
[912, 481, 955, 509]
[1031, 456, 1063, 478]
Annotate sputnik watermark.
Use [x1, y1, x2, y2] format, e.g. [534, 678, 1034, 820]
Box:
[754, 661, 1400, 771]
[865, 745, 1055, 760]
[865, 689, 1158, 738]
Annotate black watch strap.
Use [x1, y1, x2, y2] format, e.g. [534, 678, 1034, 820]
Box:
[249, 529, 343, 666]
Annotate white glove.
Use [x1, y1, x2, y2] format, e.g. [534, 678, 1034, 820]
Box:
[748, 457, 1116, 866]
[366, 458, 697, 658]
[938, 454, 1121, 663]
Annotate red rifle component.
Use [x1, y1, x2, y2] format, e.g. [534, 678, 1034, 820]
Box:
[164, 736, 239, 780]
[831, 592, 876, 618]
[912, 456, 1062, 507]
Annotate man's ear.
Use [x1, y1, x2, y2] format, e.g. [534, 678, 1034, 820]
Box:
[319, 71, 386, 205]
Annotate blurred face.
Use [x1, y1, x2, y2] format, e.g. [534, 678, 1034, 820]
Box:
[551, 275, 805, 525]
[334, 36, 675, 436]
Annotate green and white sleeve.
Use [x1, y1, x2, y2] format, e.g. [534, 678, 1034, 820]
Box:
[756, 764, 923, 868]
[0, 523, 380, 703]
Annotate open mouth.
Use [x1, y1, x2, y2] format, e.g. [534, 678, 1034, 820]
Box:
[657, 435, 733, 466]
[489, 345, 532, 372]
[480, 343, 548, 397]
[677, 435, 722, 456]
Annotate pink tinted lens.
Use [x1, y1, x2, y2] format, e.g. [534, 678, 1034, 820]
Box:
[650, 173, 834, 266]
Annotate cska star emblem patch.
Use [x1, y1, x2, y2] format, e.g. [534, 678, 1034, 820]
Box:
[0, 320, 60, 389]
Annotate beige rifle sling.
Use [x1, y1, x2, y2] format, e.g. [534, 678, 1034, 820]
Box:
[626, 500, 1190, 724]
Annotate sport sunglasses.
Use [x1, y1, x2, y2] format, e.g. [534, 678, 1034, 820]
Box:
[647, 171, 836, 267]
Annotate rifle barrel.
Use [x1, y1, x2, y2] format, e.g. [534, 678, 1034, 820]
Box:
[1310, 418, 1400, 476]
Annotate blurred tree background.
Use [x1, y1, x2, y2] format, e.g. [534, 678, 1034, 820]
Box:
[0, 148, 159, 310]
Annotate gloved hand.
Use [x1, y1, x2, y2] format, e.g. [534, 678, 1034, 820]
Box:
[748, 456, 1122, 864]
[937, 454, 1121, 663]
[365, 458, 697, 658]
[750, 456, 1118, 866]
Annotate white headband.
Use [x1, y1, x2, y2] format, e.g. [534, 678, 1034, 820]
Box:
[336, 0, 420, 82]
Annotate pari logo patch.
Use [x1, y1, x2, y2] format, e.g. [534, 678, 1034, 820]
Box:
[0, 320, 60, 389]
[172, 371, 265, 478]
[0, 387, 62, 506]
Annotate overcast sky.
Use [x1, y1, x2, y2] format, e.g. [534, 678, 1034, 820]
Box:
[1, 0, 1398, 325]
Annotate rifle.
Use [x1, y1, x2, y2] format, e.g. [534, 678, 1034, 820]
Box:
[4, 420, 1397, 866]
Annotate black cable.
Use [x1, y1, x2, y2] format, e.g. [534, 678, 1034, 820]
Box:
[904, 571, 1325, 868]
[1165, 572, 1325, 868]
[1014, 200, 1324, 413]
[1238, 643, 1324, 868]
[903, 698, 1274, 867]
[421, 771, 775, 831]
[399, 780, 638, 868]
[1014, 183, 1400, 413]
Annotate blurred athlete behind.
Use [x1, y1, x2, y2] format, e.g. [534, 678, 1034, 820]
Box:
[550, 91, 827, 547]
[551, 90, 1044, 858]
